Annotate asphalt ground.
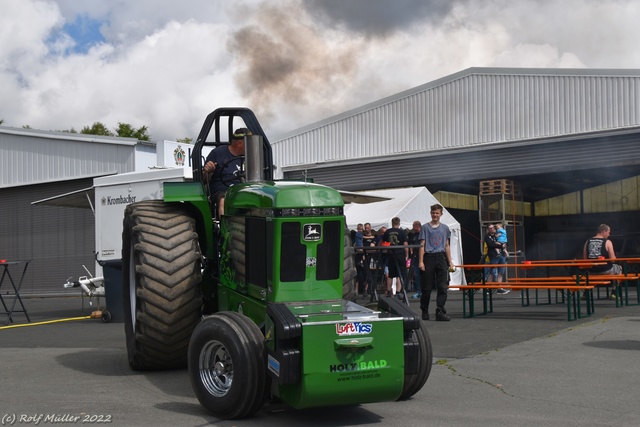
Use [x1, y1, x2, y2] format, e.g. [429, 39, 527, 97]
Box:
[1, 288, 640, 426]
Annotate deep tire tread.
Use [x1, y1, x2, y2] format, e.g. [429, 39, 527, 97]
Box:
[123, 200, 203, 370]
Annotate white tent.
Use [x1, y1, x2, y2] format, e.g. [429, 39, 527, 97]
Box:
[344, 187, 466, 285]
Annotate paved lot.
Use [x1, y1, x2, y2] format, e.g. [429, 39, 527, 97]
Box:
[1, 289, 639, 426]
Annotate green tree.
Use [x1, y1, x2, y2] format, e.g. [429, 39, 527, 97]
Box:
[81, 122, 114, 136]
[176, 137, 192, 144]
[0, 118, 4, 125]
[115, 122, 150, 141]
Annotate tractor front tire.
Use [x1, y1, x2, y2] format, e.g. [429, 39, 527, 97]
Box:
[188, 312, 268, 419]
[122, 200, 202, 370]
[399, 321, 433, 400]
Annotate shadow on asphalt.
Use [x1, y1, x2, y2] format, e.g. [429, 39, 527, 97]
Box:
[582, 339, 640, 350]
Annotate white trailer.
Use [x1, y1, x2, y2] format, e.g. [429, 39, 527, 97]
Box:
[93, 168, 189, 321]
[94, 168, 188, 264]
[31, 139, 199, 319]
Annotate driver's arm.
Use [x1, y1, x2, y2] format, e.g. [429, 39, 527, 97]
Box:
[203, 161, 216, 181]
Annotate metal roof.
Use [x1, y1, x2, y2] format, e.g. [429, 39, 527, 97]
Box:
[288, 127, 640, 202]
[0, 127, 153, 188]
[272, 67, 640, 200]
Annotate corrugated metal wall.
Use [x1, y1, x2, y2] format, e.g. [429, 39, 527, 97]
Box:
[0, 179, 95, 294]
[536, 175, 640, 216]
[273, 68, 640, 175]
[0, 128, 139, 188]
[285, 131, 640, 193]
[0, 129, 143, 296]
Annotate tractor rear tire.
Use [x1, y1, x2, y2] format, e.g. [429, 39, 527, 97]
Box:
[399, 320, 433, 400]
[122, 200, 202, 370]
[188, 312, 268, 419]
[343, 230, 357, 302]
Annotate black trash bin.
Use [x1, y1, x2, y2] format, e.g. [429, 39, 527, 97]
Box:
[101, 260, 124, 323]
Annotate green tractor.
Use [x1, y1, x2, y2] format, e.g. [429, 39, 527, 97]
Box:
[121, 107, 432, 419]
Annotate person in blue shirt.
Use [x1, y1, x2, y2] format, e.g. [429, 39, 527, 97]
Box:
[418, 204, 454, 321]
[484, 225, 508, 294]
[353, 223, 364, 248]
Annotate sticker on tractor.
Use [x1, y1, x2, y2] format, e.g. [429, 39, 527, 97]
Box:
[303, 223, 322, 241]
[330, 359, 387, 372]
[306, 257, 317, 267]
[336, 322, 373, 336]
[268, 355, 281, 377]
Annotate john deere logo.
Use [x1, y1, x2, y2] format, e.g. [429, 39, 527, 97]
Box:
[173, 145, 186, 166]
[303, 224, 321, 241]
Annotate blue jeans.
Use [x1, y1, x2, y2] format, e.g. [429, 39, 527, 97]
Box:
[485, 255, 505, 281]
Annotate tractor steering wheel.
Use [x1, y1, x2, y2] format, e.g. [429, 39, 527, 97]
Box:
[218, 156, 245, 187]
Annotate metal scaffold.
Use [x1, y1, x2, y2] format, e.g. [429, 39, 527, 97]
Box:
[479, 179, 525, 278]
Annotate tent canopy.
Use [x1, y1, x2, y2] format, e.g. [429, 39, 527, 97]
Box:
[344, 187, 459, 231]
[344, 187, 465, 285]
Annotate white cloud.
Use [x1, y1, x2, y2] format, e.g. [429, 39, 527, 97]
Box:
[492, 44, 585, 69]
[1, 0, 640, 141]
[22, 19, 238, 139]
[1, 1, 62, 73]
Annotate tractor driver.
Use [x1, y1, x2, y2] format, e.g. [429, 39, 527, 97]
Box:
[203, 128, 250, 217]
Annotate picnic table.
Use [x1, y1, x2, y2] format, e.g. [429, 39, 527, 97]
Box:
[605, 257, 640, 306]
[449, 260, 616, 321]
[527, 258, 640, 307]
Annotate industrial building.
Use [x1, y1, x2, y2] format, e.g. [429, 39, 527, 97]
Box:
[272, 67, 640, 262]
[2, 67, 640, 294]
[0, 128, 155, 294]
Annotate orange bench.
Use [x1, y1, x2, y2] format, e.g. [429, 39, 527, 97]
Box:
[448, 283, 595, 321]
[505, 276, 611, 305]
[512, 274, 639, 307]
[453, 259, 640, 320]
[516, 259, 640, 307]
[580, 274, 640, 307]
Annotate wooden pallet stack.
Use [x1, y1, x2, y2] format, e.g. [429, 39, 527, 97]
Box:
[479, 179, 522, 196]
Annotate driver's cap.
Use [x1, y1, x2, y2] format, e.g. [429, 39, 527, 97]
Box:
[232, 128, 252, 139]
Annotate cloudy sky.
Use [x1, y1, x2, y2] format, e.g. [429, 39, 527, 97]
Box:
[2, 0, 640, 141]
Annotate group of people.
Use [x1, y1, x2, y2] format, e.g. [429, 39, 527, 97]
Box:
[482, 222, 622, 299]
[202, 134, 622, 317]
[352, 219, 409, 298]
[352, 204, 455, 321]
